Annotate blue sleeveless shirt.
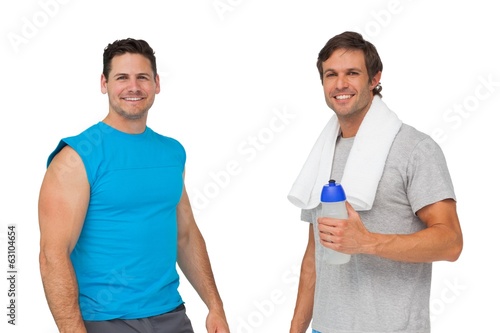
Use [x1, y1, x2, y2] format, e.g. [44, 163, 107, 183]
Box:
[47, 122, 186, 321]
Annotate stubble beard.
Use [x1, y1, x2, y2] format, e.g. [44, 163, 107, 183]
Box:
[115, 108, 147, 120]
[110, 99, 153, 120]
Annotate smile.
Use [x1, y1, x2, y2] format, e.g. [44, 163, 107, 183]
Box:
[123, 97, 144, 101]
[334, 94, 353, 100]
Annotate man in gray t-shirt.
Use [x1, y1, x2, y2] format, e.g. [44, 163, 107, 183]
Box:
[289, 32, 463, 333]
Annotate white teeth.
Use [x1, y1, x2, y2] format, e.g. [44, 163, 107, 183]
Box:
[124, 97, 142, 101]
[335, 95, 352, 100]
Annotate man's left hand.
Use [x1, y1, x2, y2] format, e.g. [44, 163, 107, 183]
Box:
[206, 309, 230, 333]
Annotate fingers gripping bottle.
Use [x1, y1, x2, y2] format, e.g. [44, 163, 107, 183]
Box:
[320, 179, 351, 265]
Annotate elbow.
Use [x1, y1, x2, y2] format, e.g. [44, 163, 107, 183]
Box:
[39, 248, 51, 280]
[448, 244, 463, 263]
[39, 245, 50, 268]
[446, 234, 463, 262]
[39, 249, 46, 265]
[39, 247, 54, 275]
[300, 249, 316, 278]
[39, 245, 71, 275]
[177, 229, 192, 251]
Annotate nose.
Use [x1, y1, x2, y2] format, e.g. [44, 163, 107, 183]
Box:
[335, 74, 349, 90]
[127, 78, 141, 92]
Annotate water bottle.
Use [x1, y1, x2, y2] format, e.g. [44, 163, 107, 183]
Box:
[320, 179, 351, 265]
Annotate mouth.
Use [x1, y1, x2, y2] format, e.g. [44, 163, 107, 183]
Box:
[122, 97, 145, 101]
[334, 94, 354, 100]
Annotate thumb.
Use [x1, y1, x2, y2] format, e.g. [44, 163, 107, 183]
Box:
[345, 201, 357, 216]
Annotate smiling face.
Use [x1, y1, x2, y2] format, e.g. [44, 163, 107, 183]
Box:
[321, 48, 381, 132]
[101, 52, 160, 124]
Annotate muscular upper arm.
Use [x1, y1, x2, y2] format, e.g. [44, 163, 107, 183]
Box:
[38, 145, 89, 255]
[177, 185, 195, 237]
[416, 199, 463, 261]
[176, 172, 199, 246]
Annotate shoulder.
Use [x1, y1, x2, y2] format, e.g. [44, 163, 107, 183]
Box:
[47, 123, 101, 167]
[386, 123, 450, 179]
[394, 124, 431, 145]
[147, 128, 187, 165]
[49, 145, 80, 166]
[149, 128, 185, 151]
[45, 145, 87, 184]
[391, 124, 443, 158]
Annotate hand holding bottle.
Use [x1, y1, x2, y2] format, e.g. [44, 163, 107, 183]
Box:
[320, 180, 351, 265]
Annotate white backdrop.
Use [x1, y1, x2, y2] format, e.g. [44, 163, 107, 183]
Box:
[1, 1, 499, 332]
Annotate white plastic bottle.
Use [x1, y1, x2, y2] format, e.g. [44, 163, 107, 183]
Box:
[320, 179, 351, 265]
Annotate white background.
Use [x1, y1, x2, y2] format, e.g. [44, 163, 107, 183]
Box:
[1, 0, 499, 332]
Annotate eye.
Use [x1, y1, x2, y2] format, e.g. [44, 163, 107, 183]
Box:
[348, 71, 359, 76]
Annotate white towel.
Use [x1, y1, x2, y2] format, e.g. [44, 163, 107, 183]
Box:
[287, 96, 402, 211]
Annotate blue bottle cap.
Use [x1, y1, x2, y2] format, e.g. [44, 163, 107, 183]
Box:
[320, 180, 346, 202]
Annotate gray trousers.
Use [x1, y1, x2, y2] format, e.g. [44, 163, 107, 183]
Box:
[84, 304, 194, 333]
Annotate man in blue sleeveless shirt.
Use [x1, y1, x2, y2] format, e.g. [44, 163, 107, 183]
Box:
[39, 38, 230, 333]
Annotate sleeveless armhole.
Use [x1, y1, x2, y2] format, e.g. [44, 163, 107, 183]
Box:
[46, 140, 68, 167]
[46, 139, 93, 185]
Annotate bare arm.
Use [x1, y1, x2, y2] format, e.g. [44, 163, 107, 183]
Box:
[318, 199, 463, 263]
[176, 178, 229, 333]
[38, 146, 89, 333]
[290, 224, 315, 333]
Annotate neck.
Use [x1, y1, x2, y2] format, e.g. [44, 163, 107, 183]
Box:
[339, 120, 361, 138]
[338, 98, 374, 138]
[102, 113, 148, 134]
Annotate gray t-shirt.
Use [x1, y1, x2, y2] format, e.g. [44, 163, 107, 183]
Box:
[302, 124, 456, 333]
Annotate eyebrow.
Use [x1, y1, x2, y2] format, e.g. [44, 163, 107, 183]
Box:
[113, 72, 152, 78]
[323, 67, 363, 74]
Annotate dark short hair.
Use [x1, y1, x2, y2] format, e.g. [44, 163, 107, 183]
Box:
[316, 31, 383, 96]
[102, 38, 157, 80]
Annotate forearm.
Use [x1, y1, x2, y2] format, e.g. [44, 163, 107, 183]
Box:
[290, 264, 315, 333]
[321, 200, 463, 263]
[291, 225, 316, 333]
[177, 227, 225, 313]
[364, 225, 462, 263]
[40, 251, 86, 333]
[361, 200, 463, 263]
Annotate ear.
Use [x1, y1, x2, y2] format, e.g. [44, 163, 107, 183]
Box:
[155, 74, 161, 94]
[100, 74, 108, 94]
[370, 71, 382, 91]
